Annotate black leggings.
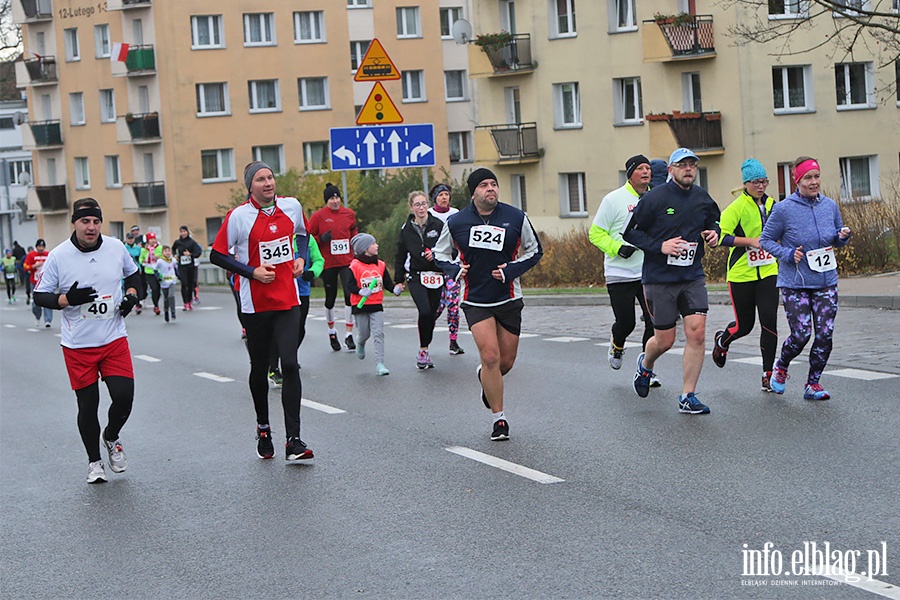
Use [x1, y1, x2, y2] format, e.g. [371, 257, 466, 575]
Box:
[243, 307, 302, 438]
[608, 280, 654, 350]
[722, 277, 779, 372]
[321, 266, 351, 310]
[269, 295, 311, 371]
[408, 276, 443, 348]
[146, 274, 160, 308]
[75, 376, 134, 463]
[180, 264, 197, 305]
[5, 276, 15, 299]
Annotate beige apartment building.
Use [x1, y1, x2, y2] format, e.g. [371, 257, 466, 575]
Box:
[14, 0, 472, 247]
[466, 0, 900, 234]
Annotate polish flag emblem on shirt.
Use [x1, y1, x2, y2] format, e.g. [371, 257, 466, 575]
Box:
[269, 224, 278, 233]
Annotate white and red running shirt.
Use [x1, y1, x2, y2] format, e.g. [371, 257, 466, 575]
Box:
[212, 196, 308, 313]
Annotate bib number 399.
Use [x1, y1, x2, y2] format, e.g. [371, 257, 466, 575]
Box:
[469, 225, 506, 251]
[667, 242, 698, 267]
[259, 236, 292, 265]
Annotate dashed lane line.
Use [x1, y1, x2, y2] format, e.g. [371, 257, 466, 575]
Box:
[446, 446, 565, 484]
[135, 355, 161, 363]
[543, 336, 590, 343]
[806, 568, 900, 599]
[732, 357, 898, 379]
[193, 372, 234, 383]
[3, 324, 14, 328]
[301, 399, 346, 414]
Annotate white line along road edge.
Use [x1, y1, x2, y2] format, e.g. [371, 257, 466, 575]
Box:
[301, 398, 346, 414]
[446, 446, 564, 484]
[193, 372, 235, 383]
[804, 568, 900, 599]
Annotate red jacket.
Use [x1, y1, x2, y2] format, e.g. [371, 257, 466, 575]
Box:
[308, 206, 358, 269]
[23, 250, 49, 285]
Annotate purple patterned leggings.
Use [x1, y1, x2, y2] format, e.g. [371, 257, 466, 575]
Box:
[777, 286, 838, 385]
[435, 278, 461, 341]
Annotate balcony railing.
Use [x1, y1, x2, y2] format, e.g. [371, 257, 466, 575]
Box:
[107, 0, 151, 9]
[123, 0, 151, 5]
[125, 45, 155, 73]
[479, 34, 534, 74]
[655, 14, 715, 57]
[480, 122, 540, 160]
[131, 182, 166, 208]
[23, 56, 57, 83]
[665, 112, 723, 151]
[29, 120, 62, 146]
[20, 0, 53, 20]
[36, 185, 68, 211]
[125, 113, 160, 141]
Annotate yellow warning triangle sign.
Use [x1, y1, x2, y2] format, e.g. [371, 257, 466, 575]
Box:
[353, 38, 401, 82]
[356, 82, 403, 125]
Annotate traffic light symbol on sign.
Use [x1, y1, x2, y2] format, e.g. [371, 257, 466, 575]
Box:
[356, 82, 403, 125]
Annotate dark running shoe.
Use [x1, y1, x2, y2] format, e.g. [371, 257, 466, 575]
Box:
[712, 330, 727, 368]
[285, 437, 314, 461]
[344, 334, 356, 350]
[761, 371, 773, 393]
[678, 392, 711, 415]
[449, 340, 465, 355]
[491, 419, 510, 441]
[256, 427, 275, 459]
[268, 369, 283, 388]
[329, 333, 341, 351]
[476, 364, 489, 409]
[633, 352, 652, 398]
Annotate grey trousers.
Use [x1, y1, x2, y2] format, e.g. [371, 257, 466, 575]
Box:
[355, 311, 385, 364]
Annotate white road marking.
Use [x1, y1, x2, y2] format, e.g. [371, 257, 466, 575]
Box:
[309, 316, 327, 321]
[543, 336, 589, 343]
[826, 368, 898, 380]
[135, 355, 161, 363]
[733, 357, 763, 365]
[804, 568, 900, 599]
[301, 398, 346, 414]
[27, 328, 38, 332]
[446, 446, 565, 484]
[434, 326, 449, 332]
[3, 324, 14, 328]
[195, 306, 223, 311]
[389, 324, 418, 329]
[519, 333, 538, 338]
[193, 372, 234, 383]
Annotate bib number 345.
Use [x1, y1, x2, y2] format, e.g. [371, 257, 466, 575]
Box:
[259, 236, 292, 265]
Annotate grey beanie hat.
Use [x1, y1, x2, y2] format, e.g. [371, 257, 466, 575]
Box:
[351, 233, 376, 257]
[244, 161, 273, 191]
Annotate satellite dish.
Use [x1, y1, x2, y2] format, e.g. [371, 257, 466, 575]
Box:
[18, 172, 31, 186]
[13, 112, 27, 125]
[451, 19, 473, 45]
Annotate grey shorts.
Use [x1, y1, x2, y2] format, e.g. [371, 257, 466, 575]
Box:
[643, 279, 708, 330]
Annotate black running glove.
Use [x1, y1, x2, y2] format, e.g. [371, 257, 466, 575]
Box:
[118, 293, 140, 317]
[617, 245, 637, 259]
[319, 230, 333, 244]
[66, 281, 98, 306]
[301, 270, 316, 282]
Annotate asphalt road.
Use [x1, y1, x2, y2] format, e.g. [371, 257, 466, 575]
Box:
[1, 291, 897, 599]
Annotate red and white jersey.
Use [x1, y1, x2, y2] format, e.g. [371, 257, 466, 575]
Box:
[212, 195, 307, 313]
[34, 235, 139, 349]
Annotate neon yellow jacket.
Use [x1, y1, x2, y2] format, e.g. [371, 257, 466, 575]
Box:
[720, 191, 778, 283]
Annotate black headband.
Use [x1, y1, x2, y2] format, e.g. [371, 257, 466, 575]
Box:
[72, 206, 103, 223]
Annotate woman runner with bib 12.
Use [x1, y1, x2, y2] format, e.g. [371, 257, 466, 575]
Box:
[759, 157, 851, 400]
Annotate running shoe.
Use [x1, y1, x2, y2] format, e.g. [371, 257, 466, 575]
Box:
[375, 363, 390, 376]
[34, 319, 41, 328]
[135, 305, 141, 315]
[164, 312, 170, 323]
[329, 333, 341, 351]
[770, 364, 788, 394]
[268, 369, 284, 388]
[633, 352, 653, 398]
[608, 338, 624, 370]
[416, 349, 434, 369]
[803, 383, 831, 401]
[256, 427, 275, 459]
[45, 322, 50, 328]
[241, 328, 247, 340]
[678, 392, 711, 414]
[712, 330, 727, 368]
[356, 340, 366, 360]
[285, 437, 314, 461]
[491, 419, 510, 441]
[761, 371, 773, 393]
[449, 340, 465, 355]
[650, 374, 662, 388]
[171, 310, 176, 321]
[103, 437, 127, 473]
[476, 364, 490, 408]
[154, 306, 160, 316]
[345, 334, 356, 350]
[187, 302, 193, 311]
[87, 461, 107, 484]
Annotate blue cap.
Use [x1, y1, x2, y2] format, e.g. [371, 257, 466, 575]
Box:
[741, 158, 767, 183]
[669, 148, 699, 164]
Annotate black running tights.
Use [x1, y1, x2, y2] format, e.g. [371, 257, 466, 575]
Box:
[408, 277, 443, 348]
[75, 376, 134, 463]
[722, 277, 779, 372]
[608, 280, 654, 350]
[321, 266, 351, 310]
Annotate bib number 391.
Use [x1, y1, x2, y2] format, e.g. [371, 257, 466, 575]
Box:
[259, 236, 292, 265]
[81, 295, 115, 320]
[331, 239, 350, 255]
[469, 225, 506, 251]
[806, 247, 837, 273]
[667, 242, 698, 266]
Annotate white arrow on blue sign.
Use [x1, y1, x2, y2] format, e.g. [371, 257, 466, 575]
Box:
[330, 124, 435, 171]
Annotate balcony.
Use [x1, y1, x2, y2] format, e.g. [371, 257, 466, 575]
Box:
[125, 45, 155, 74]
[107, 0, 151, 10]
[642, 14, 715, 63]
[124, 113, 160, 142]
[475, 122, 541, 165]
[29, 120, 63, 148]
[18, 0, 53, 21]
[469, 33, 535, 77]
[647, 111, 723, 155]
[35, 185, 68, 212]
[127, 182, 166, 211]
[19, 55, 57, 86]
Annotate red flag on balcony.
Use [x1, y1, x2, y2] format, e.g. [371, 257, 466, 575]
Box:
[111, 43, 129, 63]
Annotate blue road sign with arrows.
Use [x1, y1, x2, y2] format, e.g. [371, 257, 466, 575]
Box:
[330, 124, 435, 171]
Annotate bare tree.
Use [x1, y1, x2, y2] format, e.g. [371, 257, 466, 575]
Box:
[0, 0, 23, 57]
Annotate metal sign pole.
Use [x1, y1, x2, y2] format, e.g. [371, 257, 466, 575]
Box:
[422, 167, 428, 195]
[341, 170, 348, 208]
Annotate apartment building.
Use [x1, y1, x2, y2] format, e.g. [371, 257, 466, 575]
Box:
[14, 0, 473, 246]
[467, 0, 900, 234]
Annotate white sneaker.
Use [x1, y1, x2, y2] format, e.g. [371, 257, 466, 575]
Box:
[650, 374, 662, 388]
[104, 437, 127, 473]
[608, 338, 624, 370]
[44, 322, 51, 328]
[87, 461, 107, 484]
[35, 319, 41, 328]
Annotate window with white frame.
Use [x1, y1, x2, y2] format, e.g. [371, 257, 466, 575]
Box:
[609, 0, 636, 31]
[833, 0, 869, 17]
[448, 131, 472, 163]
[109, 221, 124, 240]
[191, 15, 224, 49]
[105, 155, 121, 188]
[94, 24, 110, 58]
[8, 160, 32, 186]
[402, 70, 426, 102]
[206, 217, 223, 246]
[69, 92, 85, 126]
[201, 148, 234, 182]
[768, 0, 808, 17]
[559, 172, 587, 216]
[440, 7, 463, 38]
[396, 7, 421, 38]
[772, 65, 814, 113]
[294, 11, 325, 43]
[74, 157, 90, 189]
[682, 72, 702, 112]
[697, 167, 709, 190]
[835, 62, 875, 109]
[252, 145, 284, 174]
[776, 162, 793, 199]
[196, 83, 230, 116]
[0, 117, 11, 129]
[303, 142, 329, 172]
[99, 89, 115, 123]
[298, 78, 329, 110]
[444, 70, 467, 101]
[552, 82, 581, 128]
[350, 41, 371, 71]
[509, 174, 527, 211]
[64, 28, 80, 61]
[550, 0, 577, 38]
[839, 155, 879, 200]
[248, 79, 280, 113]
[244, 13, 276, 46]
[347, 0, 370, 7]
[614, 77, 643, 123]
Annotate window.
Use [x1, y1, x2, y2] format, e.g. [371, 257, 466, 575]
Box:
[440, 7, 463, 38]
[8, 160, 32, 186]
[105, 155, 121, 188]
[347, 0, 371, 8]
[244, 13, 276, 46]
[294, 11, 325, 43]
[109, 221, 124, 240]
[74, 157, 90, 190]
[839, 155, 879, 200]
[191, 15, 224, 49]
[64, 28, 80, 61]
[509, 175, 527, 211]
[252, 145, 284, 175]
[697, 167, 709, 191]
[448, 131, 472, 163]
[614, 77, 643, 123]
[553, 82, 581, 128]
[99, 89, 115, 123]
[835, 62, 875, 109]
[206, 217, 223, 246]
[350, 41, 371, 72]
[610, 0, 636, 30]
[772, 65, 814, 113]
[402, 70, 426, 102]
[833, 0, 869, 17]
[445, 70, 467, 101]
[94, 24, 110, 58]
[298, 78, 329, 110]
[768, 0, 808, 17]
[196, 83, 230, 116]
[551, 0, 577, 38]
[559, 172, 586, 216]
[248, 80, 280, 113]
[682, 73, 702, 112]
[396, 7, 421, 38]
[303, 141, 329, 172]
[0, 117, 12, 129]
[201, 149, 234, 182]
[69, 92, 85, 126]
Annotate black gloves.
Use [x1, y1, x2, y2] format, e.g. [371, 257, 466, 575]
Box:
[617, 245, 637, 259]
[66, 281, 98, 306]
[301, 270, 316, 282]
[118, 293, 140, 317]
[320, 231, 333, 244]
